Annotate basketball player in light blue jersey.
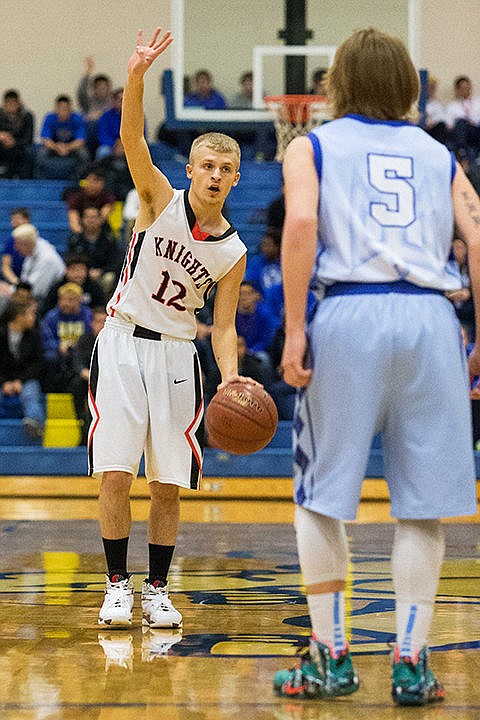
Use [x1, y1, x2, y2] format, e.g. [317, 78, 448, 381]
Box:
[274, 28, 480, 706]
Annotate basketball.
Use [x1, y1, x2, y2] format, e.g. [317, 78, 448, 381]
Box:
[206, 381, 278, 455]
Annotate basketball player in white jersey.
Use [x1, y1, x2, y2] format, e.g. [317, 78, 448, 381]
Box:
[274, 28, 480, 706]
[90, 27, 256, 631]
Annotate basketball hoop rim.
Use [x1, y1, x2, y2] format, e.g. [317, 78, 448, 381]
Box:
[264, 94, 326, 107]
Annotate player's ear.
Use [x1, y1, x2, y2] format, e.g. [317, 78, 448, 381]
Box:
[186, 163, 193, 179]
[232, 171, 240, 187]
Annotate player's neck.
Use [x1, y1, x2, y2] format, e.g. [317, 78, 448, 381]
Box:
[187, 190, 228, 236]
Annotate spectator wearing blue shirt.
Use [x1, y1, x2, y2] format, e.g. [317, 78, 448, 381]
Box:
[37, 95, 89, 180]
[41, 281, 92, 393]
[95, 88, 123, 159]
[184, 70, 227, 109]
[1, 207, 30, 286]
[235, 281, 279, 378]
[245, 227, 282, 312]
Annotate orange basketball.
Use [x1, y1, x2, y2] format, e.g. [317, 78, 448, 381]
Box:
[206, 381, 278, 455]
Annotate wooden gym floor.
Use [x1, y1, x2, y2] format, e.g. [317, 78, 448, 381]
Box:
[0, 475, 478, 719]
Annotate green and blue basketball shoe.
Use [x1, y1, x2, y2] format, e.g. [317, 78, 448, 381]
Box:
[273, 637, 360, 699]
[391, 645, 445, 706]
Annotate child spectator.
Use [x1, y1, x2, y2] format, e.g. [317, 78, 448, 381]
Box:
[0, 299, 45, 437]
[41, 283, 92, 392]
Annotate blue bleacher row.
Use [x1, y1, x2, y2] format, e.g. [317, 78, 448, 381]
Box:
[0, 155, 283, 256]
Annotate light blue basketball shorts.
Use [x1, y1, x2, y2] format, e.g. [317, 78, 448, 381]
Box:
[293, 292, 478, 520]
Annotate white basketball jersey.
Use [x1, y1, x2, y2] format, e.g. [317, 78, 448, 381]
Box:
[108, 189, 247, 338]
[308, 115, 461, 296]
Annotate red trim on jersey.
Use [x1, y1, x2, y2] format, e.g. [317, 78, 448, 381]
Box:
[184, 397, 204, 482]
[191, 222, 211, 242]
[87, 385, 100, 451]
[109, 232, 138, 316]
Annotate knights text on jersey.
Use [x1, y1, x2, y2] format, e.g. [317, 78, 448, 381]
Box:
[107, 189, 247, 338]
[308, 115, 461, 294]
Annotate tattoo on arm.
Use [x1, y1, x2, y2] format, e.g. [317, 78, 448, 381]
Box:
[461, 190, 480, 225]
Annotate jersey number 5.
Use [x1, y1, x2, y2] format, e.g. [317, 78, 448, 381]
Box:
[152, 270, 187, 312]
[367, 153, 416, 228]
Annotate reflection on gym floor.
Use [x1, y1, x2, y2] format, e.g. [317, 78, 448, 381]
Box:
[0, 512, 478, 719]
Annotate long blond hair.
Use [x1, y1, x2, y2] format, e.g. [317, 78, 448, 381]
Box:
[325, 28, 419, 121]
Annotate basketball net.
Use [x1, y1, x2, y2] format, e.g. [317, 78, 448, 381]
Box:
[264, 94, 330, 161]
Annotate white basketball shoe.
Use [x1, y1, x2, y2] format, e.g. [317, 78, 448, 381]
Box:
[98, 574, 135, 627]
[141, 580, 182, 628]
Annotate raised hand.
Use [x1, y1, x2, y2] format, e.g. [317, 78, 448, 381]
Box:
[127, 27, 173, 77]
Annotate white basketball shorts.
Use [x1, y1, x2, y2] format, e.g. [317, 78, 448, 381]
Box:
[88, 317, 204, 488]
[293, 292, 478, 520]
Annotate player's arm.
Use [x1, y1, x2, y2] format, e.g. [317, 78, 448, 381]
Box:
[451, 161, 480, 394]
[121, 28, 174, 230]
[211, 254, 249, 387]
[280, 136, 318, 388]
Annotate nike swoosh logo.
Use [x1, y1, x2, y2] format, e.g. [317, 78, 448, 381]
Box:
[173, 378, 188, 384]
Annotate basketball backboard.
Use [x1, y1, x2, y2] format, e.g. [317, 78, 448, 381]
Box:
[169, 0, 417, 122]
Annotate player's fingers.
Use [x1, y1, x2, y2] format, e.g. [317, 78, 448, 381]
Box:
[154, 32, 173, 53]
[150, 27, 162, 46]
[136, 29, 143, 47]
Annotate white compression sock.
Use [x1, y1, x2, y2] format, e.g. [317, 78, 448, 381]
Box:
[392, 519, 445, 658]
[295, 506, 349, 655]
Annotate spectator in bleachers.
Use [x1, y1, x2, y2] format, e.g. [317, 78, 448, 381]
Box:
[245, 227, 281, 296]
[1, 207, 30, 286]
[229, 71, 254, 109]
[0, 89, 34, 179]
[41, 282, 92, 393]
[446, 76, 480, 164]
[184, 70, 226, 110]
[41, 253, 105, 317]
[65, 205, 122, 297]
[70, 305, 106, 445]
[235, 280, 278, 373]
[65, 165, 115, 233]
[77, 57, 113, 121]
[266, 321, 296, 421]
[37, 94, 89, 181]
[122, 187, 139, 240]
[95, 88, 124, 160]
[77, 56, 113, 159]
[446, 237, 475, 340]
[265, 187, 285, 233]
[0, 280, 33, 321]
[205, 334, 272, 404]
[0, 299, 45, 438]
[425, 76, 448, 145]
[13, 223, 65, 303]
[309, 68, 327, 95]
[228, 71, 276, 161]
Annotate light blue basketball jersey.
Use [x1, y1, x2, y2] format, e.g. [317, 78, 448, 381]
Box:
[308, 115, 461, 297]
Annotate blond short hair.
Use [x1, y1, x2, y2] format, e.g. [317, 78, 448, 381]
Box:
[325, 27, 420, 121]
[12, 223, 38, 243]
[189, 132, 241, 169]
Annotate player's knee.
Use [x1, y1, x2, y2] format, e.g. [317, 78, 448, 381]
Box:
[100, 470, 133, 497]
[149, 481, 179, 505]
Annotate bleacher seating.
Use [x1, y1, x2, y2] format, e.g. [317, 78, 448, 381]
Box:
[0, 160, 282, 258]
